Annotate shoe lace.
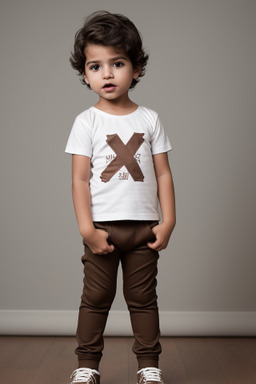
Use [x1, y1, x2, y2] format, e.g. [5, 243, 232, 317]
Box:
[70, 368, 100, 383]
[138, 367, 164, 383]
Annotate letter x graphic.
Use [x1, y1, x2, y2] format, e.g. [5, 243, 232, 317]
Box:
[101, 133, 144, 182]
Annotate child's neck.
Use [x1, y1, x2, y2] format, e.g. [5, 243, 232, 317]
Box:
[94, 97, 138, 116]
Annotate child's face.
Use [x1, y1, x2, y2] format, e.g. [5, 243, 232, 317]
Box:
[84, 44, 140, 103]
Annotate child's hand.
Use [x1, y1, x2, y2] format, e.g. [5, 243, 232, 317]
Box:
[83, 228, 115, 255]
[147, 222, 174, 251]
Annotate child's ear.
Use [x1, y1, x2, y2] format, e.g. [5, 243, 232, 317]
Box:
[133, 67, 142, 80]
[83, 73, 89, 85]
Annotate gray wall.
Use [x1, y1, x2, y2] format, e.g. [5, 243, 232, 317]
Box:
[1, 0, 256, 315]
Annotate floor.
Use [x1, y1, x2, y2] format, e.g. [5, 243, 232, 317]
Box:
[0, 336, 256, 383]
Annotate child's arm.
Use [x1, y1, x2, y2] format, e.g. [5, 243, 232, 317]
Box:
[147, 152, 176, 251]
[72, 155, 114, 254]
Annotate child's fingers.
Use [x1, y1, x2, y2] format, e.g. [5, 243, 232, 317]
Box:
[95, 240, 115, 254]
[147, 239, 162, 251]
[104, 243, 115, 253]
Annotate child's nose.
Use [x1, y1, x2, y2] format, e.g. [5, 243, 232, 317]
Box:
[103, 66, 113, 79]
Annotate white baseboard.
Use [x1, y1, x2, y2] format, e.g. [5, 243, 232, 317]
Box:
[0, 310, 256, 336]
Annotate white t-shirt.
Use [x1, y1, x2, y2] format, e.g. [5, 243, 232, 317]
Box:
[65, 106, 172, 221]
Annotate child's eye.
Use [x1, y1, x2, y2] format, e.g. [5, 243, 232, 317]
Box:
[90, 64, 100, 71]
[114, 62, 124, 68]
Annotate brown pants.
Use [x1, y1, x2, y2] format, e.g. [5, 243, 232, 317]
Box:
[76, 221, 162, 370]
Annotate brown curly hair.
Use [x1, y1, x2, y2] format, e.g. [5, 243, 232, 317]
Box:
[70, 11, 149, 88]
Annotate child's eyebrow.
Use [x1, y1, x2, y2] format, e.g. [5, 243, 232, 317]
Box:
[86, 56, 128, 66]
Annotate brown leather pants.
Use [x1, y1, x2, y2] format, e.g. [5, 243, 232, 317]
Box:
[75, 221, 162, 370]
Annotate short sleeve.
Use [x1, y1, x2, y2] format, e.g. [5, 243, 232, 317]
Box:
[151, 115, 172, 155]
[65, 116, 92, 157]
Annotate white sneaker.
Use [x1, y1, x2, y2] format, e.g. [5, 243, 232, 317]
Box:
[70, 368, 100, 384]
[137, 367, 164, 384]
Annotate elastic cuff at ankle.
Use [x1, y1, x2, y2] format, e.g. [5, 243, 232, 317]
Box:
[78, 359, 100, 370]
[138, 359, 159, 369]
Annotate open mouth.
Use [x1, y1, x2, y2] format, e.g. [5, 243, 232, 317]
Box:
[103, 83, 116, 89]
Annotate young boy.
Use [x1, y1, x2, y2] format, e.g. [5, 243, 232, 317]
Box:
[65, 11, 176, 384]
